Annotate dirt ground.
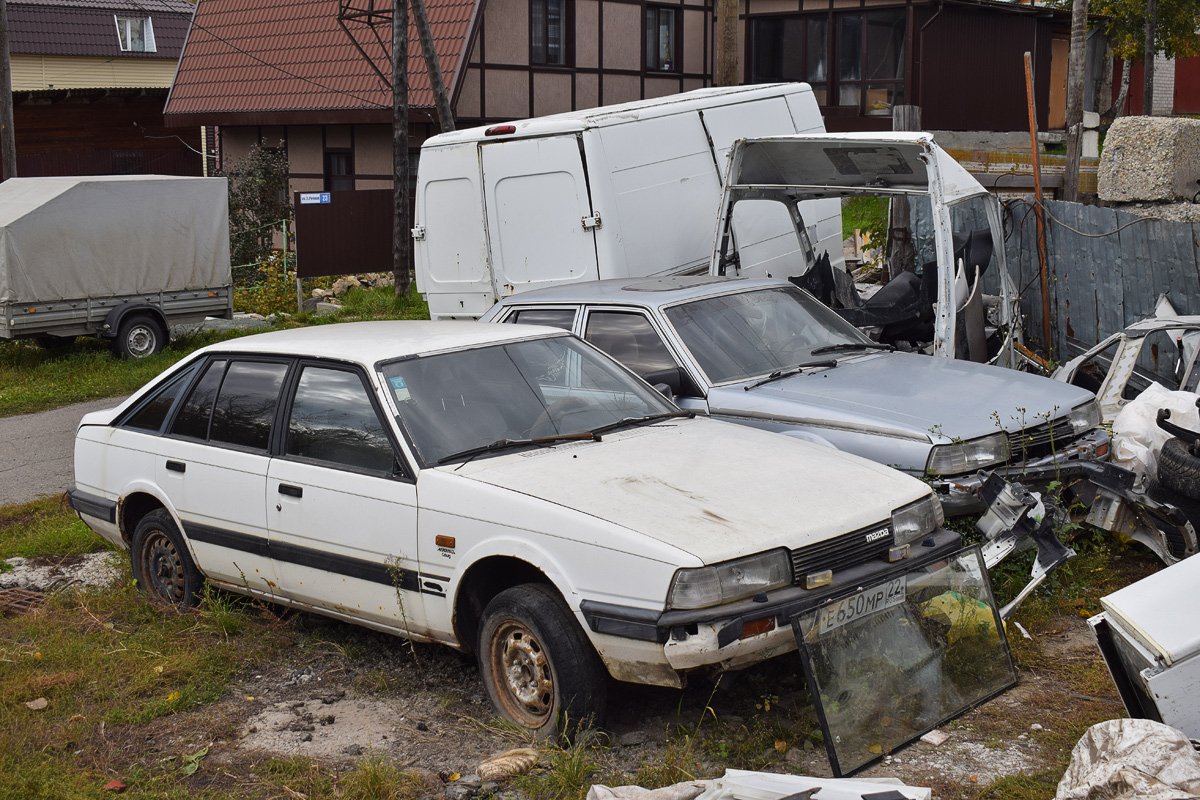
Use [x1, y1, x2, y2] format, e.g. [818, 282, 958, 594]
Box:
[5, 553, 1120, 798]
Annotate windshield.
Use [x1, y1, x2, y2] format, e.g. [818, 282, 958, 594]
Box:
[664, 287, 874, 384]
[379, 336, 676, 464]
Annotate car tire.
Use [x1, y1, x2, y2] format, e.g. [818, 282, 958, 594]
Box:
[1145, 476, 1198, 559]
[131, 510, 203, 606]
[113, 314, 167, 359]
[1157, 437, 1200, 500]
[477, 583, 606, 739]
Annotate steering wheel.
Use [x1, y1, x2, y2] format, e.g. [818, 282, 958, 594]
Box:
[527, 396, 591, 439]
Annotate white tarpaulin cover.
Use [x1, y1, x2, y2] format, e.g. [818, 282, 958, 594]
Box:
[0, 175, 231, 304]
[1056, 719, 1200, 800]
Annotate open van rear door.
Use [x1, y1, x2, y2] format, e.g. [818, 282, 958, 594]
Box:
[480, 136, 601, 298]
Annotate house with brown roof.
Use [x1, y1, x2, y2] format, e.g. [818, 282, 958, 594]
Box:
[164, 0, 716, 196]
[5, 0, 202, 179]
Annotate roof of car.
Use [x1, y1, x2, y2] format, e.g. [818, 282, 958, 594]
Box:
[198, 320, 559, 363]
[494, 276, 793, 307]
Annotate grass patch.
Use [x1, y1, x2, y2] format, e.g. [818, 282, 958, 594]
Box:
[0, 283, 431, 419]
[0, 496, 110, 560]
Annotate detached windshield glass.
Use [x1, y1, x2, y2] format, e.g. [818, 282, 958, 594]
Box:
[379, 336, 675, 464]
[664, 287, 873, 384]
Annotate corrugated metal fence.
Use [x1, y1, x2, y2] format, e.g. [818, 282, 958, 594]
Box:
[1005, 200, 1200, 364]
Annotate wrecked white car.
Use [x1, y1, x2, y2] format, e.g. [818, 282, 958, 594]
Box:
[68, 320, 973, 737]
[710, 133, 1024, 365]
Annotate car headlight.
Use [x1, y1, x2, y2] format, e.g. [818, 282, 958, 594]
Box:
[1068, 400, 1101, 434]
[891, 494, 945, 546]
[667, 549, 792, 610]
[925, 432, 1009, 475]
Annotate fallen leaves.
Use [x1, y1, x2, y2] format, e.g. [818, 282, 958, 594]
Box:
[25, 697, 48, 710]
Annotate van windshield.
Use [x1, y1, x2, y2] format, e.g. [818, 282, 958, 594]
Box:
[664, 287, 873, 384]
[380, 336, 676, 464]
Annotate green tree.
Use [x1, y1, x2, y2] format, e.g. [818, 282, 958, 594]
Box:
[1092, 0, 1200, 60]
[218, 143, 292, 268]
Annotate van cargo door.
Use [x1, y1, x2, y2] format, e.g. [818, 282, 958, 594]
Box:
[700, 97, 844, 276]
[414, 145, 493, 319]
[480, 136, 600, 298]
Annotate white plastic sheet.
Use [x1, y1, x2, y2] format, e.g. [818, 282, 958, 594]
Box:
[1056, 719, 1200, 800]
[587, 770, 932, 800]
[1110, 383, 1200, 478]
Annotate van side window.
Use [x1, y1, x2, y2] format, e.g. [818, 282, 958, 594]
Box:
[507, 308, 577, 330]
[584, 311, 679, 378]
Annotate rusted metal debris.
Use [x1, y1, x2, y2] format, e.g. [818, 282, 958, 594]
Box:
[0, 587, 45, 617]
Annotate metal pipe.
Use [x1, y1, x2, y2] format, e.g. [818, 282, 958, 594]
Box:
[1024, 51, 1052, 358]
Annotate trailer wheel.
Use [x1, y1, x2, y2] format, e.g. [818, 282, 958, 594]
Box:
[1157, 437, 1200, 500]
[113, 314, 167, 359]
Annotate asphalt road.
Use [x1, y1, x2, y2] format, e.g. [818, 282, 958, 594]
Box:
[0, 396, 127, 507]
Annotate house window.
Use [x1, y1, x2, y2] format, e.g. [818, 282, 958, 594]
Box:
[749, 17, 827, 104]
[531, 0, 570, 66]
[114, 16, 156, 53]
[324, 150, 354, 192]
[645, 6, 679, 71]
[836, 9, 905, 114]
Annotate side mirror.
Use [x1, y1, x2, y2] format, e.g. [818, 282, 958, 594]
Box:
[652, 383, 675, 402]
[642, 366, 684, 396]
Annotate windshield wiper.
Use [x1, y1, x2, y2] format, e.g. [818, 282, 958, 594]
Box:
[745, 360, 838, 391]
[809, 342, 895, 356]
[587, 409, 694, 437]
[437, 432, 596, 466]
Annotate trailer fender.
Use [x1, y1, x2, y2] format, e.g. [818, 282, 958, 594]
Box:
[100, 303, 168, 340]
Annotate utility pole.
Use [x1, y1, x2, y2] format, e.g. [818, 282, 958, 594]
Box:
[393, 0, 410, 297]
[410, 0, 454, 132]
[1143, 0, 1157, 115]
[715, 0, 738, 86]
[1063, 0, 1087, 202]
[0, 0, 17, 180]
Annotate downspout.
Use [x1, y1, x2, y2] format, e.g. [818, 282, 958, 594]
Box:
[916, 1, 945, 112]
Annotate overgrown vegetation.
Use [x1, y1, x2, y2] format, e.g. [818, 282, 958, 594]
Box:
[0, 285, 430, 418]
[841, 196, 888, 251]
[219, 143, 292, 270]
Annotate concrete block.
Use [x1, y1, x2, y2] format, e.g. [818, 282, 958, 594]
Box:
[1098, 116, 1200, 202]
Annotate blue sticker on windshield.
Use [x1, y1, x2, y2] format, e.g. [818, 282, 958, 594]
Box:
[389, 376, 408, 390]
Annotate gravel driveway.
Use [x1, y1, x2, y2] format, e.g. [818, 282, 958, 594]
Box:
[0, 396, 127, 506]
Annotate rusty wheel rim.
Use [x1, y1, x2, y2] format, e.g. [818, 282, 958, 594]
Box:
[140, 530, 186, 603]
[488, 620, 554, 727]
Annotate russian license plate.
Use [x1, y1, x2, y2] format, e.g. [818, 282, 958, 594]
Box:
[816, 576, 906, 635]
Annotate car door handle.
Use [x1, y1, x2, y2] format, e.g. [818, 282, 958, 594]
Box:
[278, 484, 303, 498]
[166, 460, 186, 473]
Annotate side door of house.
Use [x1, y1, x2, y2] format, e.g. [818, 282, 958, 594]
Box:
[479, 136, 601, 297]
[265, 361, 426, 633]
[158, 356, 290, 594]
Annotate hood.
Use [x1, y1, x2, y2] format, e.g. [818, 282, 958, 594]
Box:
[710, 352, 1096, 442]
[448, 417, 930, 565]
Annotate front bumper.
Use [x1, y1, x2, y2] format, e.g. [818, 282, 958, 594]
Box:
[932, 427, 1111, 514]
[580, 528, 962, 673]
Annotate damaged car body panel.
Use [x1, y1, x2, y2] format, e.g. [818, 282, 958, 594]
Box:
[480, 278, 1108, 514]
[709, 133, 1022, 365]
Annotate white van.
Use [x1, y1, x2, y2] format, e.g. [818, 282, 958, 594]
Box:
[413, 83, 842, 320]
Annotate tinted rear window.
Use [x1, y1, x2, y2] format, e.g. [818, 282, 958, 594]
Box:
[209, 361, 289, 451]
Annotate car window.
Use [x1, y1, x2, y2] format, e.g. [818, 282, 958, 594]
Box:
[379, 336, 676, 464]
[171, 359, 228, 440]
[664, 287, 870, 383]
[506, 308, 577, 330]
[121, 363, 199, 433]
[286, 366, 396, 475]
[584, 311, 680, 378]
[208, 361, 289, 451]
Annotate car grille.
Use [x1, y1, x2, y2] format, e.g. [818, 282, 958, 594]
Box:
[1009, 416, 1083, 462]
[790, 521, 893, 583]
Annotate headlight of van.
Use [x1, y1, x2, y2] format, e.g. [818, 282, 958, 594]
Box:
[667, 549, 791, 610]
[891, 494, 944, 546]
[1069, 400, 1101, 434]
[925, 432, 1009, 475]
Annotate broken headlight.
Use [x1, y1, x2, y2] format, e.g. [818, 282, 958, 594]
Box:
[925, 432, 1009, 475]
[667, 548, 791, 610]
[891, 493, 945, 546]
[1068, 400, 1101, 434]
